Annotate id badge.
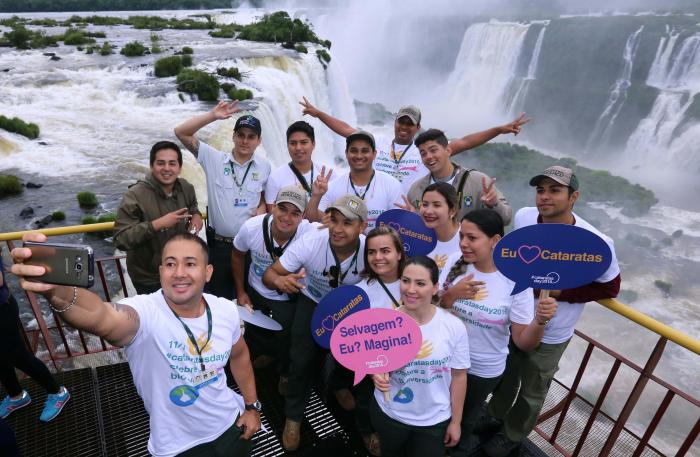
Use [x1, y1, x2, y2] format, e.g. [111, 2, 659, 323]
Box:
[234, 197, 248, 208]
[194, 368, 218, 389]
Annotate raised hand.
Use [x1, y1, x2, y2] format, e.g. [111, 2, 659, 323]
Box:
[299, 96, 321, 118]
[499, 112, 531, 135]
[312, 166, 333, 197]
[153, 208, 191, 231]
[188, 213, 204, 235]
[535, 296, 558, 325]
[481, 177, 498, 208]
[394, 195, 417, 213]
[274, 268, 306, 294]
[211, 100, 240, 120]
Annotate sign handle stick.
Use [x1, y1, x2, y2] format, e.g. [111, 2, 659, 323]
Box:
[383, 373, 390, 402]
[539, 289, 549, 300]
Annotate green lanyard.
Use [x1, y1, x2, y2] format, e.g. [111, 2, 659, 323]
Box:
[167, 296, 212, 372]
[350, 171, 375, 200]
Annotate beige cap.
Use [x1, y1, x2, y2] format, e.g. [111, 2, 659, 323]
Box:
[276, 185, 308, 211]
[326, 194, 368, 222]
[529, 166, 579, 191]
[396, 105, 421, 124]
[346, 129, 376, 150]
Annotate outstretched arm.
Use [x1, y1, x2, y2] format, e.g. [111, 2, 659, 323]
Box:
[449, 113, 531, 156]
[11, 233, 140, 347]
[174, 100, 241, 157]
[300, 96, 356, 137]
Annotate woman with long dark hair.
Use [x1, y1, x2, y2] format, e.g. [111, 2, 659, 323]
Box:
[438, 209, 557, 455]
[420, 182, 460, 276]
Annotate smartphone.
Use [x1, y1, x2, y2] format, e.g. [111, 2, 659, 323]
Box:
[23, 241, 95, 288]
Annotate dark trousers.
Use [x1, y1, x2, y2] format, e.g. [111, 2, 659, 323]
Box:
[205, 237, 235, 300]
[133, 282, 160, 295]
[450, 372, 503, 457]
[244, 287, 296, 375]
[176, 419, 251, 456]
[354, 376, 376, 436]
[0, 418, 19, 457]
[0, 295, 60, 397]
[284, 294, 323, 421]
[370, 397, 450, 457]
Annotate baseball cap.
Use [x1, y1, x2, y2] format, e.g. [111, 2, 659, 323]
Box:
[234, 115, 262, 136]
[326, 195, 368, 222]
[276, 185, 307, 212]
[529, 165, 579, 191]
[346, 130, 376, 150]
[396, 105, 421, 124]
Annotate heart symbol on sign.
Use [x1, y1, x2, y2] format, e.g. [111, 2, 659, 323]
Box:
[388, 222, 401, 232]
[517, 245, 542, 264]
[321, 315, 335, 332]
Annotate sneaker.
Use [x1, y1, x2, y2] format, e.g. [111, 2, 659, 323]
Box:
[278, 376, 289, 396]
[282, 418, 301, 451]
[362, 432, 381, 456]
[0, 391, 31, 419]
[333, 388, 356, 411]
[482, 431, 521, 457]
[40, 386, 70, 422]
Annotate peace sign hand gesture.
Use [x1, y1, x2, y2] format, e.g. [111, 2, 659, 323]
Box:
[312, 166, 333, 197]
[211, 100, 241, 120]
[299, 96, 321, 118]
[481, 177, 498, 208]
[498, 112, 531, 136]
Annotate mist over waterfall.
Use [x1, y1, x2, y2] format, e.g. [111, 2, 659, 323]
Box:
[506, 23, 547, 116]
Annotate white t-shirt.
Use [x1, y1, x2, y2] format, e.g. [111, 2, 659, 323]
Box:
[513, 207, 620, 344]
[374, 307, 470, 426]
[279, 228, 366, 303]
[233, 214, 317, 300]
[428, 229, 461, 278]
[440, 256, 534, 378]
[264, 161, 335, 204]
[374, 136, 429, 195]
[357, 277, 401, 309]
[122, 292, 244, 457]
[319, 170, 403, 231]
[197, 142, 271, 238]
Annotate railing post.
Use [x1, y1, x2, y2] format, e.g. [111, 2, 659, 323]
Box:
[598, 336, 667, 456]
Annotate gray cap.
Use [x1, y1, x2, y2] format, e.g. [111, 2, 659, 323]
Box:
[529, 166, 579, 191]
[396, 105, 421, 124]
[346, 129, 376, 150]
[326, 194, 368, 222]
[276, 185, 308, 211]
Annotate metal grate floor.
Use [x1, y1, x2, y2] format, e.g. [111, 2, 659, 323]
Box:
[2, 362, 549, 456]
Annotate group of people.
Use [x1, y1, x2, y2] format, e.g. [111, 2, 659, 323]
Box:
[6, 98, 621, 457]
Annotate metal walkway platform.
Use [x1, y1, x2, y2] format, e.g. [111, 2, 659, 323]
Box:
[2, 363, 548, 456]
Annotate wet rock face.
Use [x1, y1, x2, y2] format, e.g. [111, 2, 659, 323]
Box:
[19, 207, 34, 218]
[34, 215, 53, 228]
[49, 55, 61, 61]
[25, 182, 43, 189]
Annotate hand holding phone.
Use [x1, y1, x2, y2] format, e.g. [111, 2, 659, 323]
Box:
[22, 241, 94, 288]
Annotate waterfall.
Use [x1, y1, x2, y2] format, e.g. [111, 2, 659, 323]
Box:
[506, 24, 547, 115]
[444, 21, 530, 122]
[625, 30, 700, 167]
[585, 25, 644, 152]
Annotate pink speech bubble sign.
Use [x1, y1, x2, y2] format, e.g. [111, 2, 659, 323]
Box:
[330, 308, 422, 385]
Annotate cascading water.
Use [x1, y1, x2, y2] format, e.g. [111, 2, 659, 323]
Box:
[625, 30, 700, 167]
[585, 25, 645, 152]
[505, 23, 547, 116]
[443, 21, 530, 124]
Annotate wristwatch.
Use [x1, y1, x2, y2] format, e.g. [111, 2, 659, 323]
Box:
[245, 400, 262, 412]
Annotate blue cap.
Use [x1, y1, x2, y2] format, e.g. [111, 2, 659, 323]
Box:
[234, 115, 261, 136]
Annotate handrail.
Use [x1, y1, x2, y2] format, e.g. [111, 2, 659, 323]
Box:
[2, 222, 699, 357]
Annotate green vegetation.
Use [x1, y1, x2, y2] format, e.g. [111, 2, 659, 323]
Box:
[0, 175, 23, 197]
[294, 43, 308, 54]
[180, 46, 193, 54]
[0, 24, 60, 49]
[316, 49, 331, 67]
[77, 191, 98, 209]
[227, 86, 253, 101]
[120, 40, 147, 57]
[238, 11, 320, 44]
[128, 15, 213, 30]
[0, 115, 40, 139]
[458, 142, 658, 217]
[216, 67, 242, 80]
[654, 280, 672, 296]
[99, 41, 113, 55]
[51, 210, 66, 221]
[0, 1, 234, 13]
[97, 212, 116, 223]
[176, 69, 219, 101]
[209, 24, 241, 38]
[81, 215, 98, 224]
[154, 55, 192, 77]
[62, 28, 96, 46]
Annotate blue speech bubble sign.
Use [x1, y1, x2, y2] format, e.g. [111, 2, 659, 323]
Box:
[493, 224, 612, 295]
[376, 209, 437, 257]
[311, 285, 370, 348]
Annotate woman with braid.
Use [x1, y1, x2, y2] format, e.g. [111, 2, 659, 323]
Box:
[438, 209, 558, 456]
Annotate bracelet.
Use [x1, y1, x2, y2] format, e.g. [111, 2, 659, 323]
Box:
[48, 287, 78, 313]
